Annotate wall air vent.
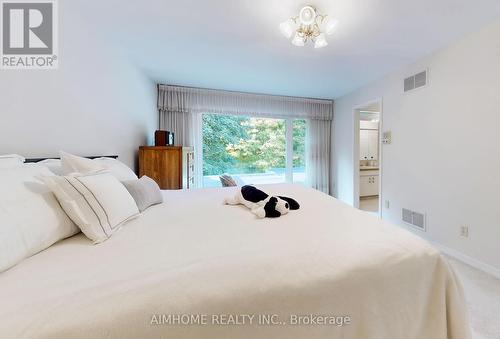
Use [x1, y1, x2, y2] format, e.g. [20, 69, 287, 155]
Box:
[404, 70, 427, 92]
[402, 208, 426, 231]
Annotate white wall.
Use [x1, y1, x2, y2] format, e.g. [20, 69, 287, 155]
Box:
[333, 19, 500, 272]
[0, 3, 157, 170]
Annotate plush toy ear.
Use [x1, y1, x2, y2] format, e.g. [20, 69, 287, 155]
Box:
[278, 196, 300, 210]
[264, 197, 281, 218]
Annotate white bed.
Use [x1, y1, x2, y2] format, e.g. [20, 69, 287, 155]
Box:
[0, 184, 470, 339]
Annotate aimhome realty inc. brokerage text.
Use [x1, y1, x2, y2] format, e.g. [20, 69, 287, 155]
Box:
[150, 313, 352, 327]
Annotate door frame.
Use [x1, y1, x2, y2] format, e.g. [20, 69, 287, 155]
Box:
[353, 98, 383, 217]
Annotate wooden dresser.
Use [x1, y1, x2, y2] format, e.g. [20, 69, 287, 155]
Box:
[138, 146, 195, 190]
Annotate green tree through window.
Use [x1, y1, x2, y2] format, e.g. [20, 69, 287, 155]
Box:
[202, 114, 247, 175]
[202, 113, 306, 182]
[227, 118, 286, 173]
[293, 119, 306, 168]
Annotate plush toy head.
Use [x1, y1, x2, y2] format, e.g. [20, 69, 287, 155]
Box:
[275, 197, 291, 215]
[262, 195, 300, 218]
[278, 196, 300, 211]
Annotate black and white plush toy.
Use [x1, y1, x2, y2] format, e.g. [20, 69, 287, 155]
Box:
[224, 185, 300, 218]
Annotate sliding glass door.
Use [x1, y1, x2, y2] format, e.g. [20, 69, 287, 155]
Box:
[202, 113, 306, 187]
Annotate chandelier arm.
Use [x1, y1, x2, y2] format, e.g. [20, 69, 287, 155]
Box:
[283, 7, 334, 47]
[312, 23, 321, 39]
[316, 14, 327, 24]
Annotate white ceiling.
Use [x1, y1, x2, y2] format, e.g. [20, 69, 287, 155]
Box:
[72, 0, 500, 99]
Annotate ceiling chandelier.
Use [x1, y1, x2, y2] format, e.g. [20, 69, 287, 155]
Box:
[279, 5, 338, 48]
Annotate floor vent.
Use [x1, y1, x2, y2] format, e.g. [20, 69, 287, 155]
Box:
[404, 70, 427, 92]
[402, 208, 426, 231]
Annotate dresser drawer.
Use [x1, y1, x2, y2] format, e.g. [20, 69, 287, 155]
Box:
[360, 170, 379, 177]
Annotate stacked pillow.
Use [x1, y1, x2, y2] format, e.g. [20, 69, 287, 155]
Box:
[40, 151, 139, 181]
[41, 152, 163, 243]
[0, 162, 79, 272]
[0, 154, 25, 168]
[92, 157, 139, 181]
[0, 152, 164, 272]
[38, 158, 64, 175]
[41, 171, 140, 243]
[59, 151, 105, 174]
[122, 176, 164, 212]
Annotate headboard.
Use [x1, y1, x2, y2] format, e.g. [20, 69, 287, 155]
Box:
[25, 155, 118, 163]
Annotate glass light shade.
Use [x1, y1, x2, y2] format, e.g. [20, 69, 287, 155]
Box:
[291, 33, 305, 46]
[299, 6, 316, 25]
[279, 19, 295, 39]
[323, 17, 338, 35]
[314, 33, 328, 48]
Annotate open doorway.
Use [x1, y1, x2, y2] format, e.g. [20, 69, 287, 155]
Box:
[353, 100, 382, 216]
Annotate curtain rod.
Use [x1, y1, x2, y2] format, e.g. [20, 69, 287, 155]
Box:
[157, 83, 334, 104]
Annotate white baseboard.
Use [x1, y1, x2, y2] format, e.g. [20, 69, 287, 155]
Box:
[431, 242, 500, 280]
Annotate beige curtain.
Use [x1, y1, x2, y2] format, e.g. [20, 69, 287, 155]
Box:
[306, 119, 331, 194]
[157, 84, 333, 193]
[159, 110, 193, 146]
[157, 85, 333, 120]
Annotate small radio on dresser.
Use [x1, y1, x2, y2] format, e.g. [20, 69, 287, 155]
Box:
[154, 130, 174, 146]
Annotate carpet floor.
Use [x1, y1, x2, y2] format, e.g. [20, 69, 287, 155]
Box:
[447, 257, 500, 339]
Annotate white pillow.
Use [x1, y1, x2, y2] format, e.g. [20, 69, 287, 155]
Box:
[0, 164, 79, 273]
[0, 154, 25, 168]
[42, 171, 140, 244]
[38, 158, 64, 175]
[59, 152, 137, 181]
[94, 157, 138, 181]
[122, 176, 163, 212]
[60, 151, 104, 174]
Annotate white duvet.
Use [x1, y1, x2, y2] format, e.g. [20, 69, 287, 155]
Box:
[0, 184, 470, 339]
